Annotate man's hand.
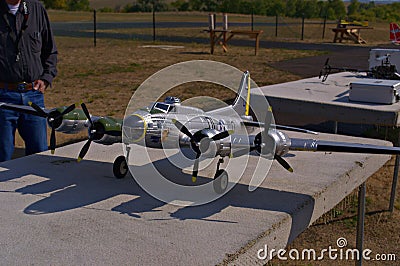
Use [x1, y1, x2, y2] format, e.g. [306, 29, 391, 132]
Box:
[33, 80, 49, 93]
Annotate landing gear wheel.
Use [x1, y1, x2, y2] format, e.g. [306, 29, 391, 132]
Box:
[213, 169, 228, 194]
[113, 156, 128, 179]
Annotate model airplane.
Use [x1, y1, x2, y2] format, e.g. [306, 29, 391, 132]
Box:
[390, 22, 400, 46]
[339, 19, 369, 28]
[319, 56, 400, 82]
[3, 71, 400, 194]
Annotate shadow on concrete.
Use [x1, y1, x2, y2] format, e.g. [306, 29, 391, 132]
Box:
[11, 148, 26, 160]
[0, 153, 315, 245]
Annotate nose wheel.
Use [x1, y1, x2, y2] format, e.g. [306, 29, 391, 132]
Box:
[213, 158, 228, 194]
[113, 155, 128, 179]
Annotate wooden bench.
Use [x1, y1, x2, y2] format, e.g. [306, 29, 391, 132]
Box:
[206, 29, 263, 55]
[331, 26, 373, 44]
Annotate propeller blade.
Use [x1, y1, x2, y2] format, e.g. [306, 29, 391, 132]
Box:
[28, 101, 47, 117]
[211, 130, 233, 141]
[171, 119, 193, 139]
[264, 105, 273, 132]
[81, 103, 93, 126]
[192, 153, 200, 183]
[54, 103, 76, 120]
[319, 58, 332, 82]
[77, 139, 92, 162]
[50, 127, 56, 154]
[231, 147, 252, 158]
[274, 154, 293, 172]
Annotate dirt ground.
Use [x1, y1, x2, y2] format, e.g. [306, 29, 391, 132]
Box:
[10, 34, 400, 265]
[269, 156, 400, 265]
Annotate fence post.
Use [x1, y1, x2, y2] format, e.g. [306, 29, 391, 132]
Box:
[322, 15, 327, 39]
[301, 15, 305, 40]
[275, 14, 278, 37]
[251, 11, 254, 31]
[93, 10, 96, 47]
[152, 3, 156, 42]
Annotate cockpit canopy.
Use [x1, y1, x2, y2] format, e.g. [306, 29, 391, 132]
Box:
[150, 102, 174, 114]
[150, 97, 181, 114]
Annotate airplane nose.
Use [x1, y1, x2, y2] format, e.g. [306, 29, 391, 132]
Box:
[123, 114, 147, 142]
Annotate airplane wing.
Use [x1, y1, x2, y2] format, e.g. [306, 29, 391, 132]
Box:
[243, 120, 318, 135]
[0, 101, 49, 117]
[290, 138, 400, 154]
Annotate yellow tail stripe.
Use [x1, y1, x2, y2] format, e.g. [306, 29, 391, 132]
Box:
[245, 73, 251, 116]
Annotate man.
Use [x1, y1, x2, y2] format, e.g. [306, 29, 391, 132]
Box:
[0, 0, 57, 161]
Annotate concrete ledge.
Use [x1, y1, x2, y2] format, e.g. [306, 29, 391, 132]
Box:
[0, 133, 391, 265]
[253, 72, 400, 126]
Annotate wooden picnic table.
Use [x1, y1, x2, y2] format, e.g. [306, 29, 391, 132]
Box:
[206, 29, 263, 55]
[331, 26, 373, 44]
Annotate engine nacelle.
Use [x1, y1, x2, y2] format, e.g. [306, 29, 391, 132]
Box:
[269, 130, 291, 156]
[53, 119, 87, 134]
[253, 130, 291, 156]
[93, 134, 122, 145]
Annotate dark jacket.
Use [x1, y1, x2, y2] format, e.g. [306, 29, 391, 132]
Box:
[0, 0, 57, 84]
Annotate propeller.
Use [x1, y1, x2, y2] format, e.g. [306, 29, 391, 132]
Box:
[28, 101, 77, 154]
[77, 103, 98, 162]
[319, 57, 368, 82]
[171, 118, 232, 183]
[261, 105, 293, 172]
[319, 58, 331, 82]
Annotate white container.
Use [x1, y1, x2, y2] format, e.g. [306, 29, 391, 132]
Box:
[349, 79, 400, 104]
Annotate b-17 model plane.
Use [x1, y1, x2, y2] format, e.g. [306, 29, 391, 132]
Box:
[3, 71, 400, 195]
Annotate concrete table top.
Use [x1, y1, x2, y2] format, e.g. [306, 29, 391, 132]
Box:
[0, 132, 391, 265]
[253, 72, 400, 126]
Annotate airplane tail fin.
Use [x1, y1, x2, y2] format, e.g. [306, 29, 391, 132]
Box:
[390, 22, 400, 44]
[232, 70, 251, 119]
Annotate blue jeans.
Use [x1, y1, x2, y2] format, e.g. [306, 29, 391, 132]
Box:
[0, 89, 48, 162]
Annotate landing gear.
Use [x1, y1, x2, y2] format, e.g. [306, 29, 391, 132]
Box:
[213, 158, 228, 194]
[113, 155, 128, 179]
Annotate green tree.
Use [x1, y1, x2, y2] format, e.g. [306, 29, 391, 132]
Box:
[265, 0, 285, 16]
[326, 7, 336, 20]
[124, 0, 168, 12]
[43, 0, 67, 9]
[347, 0, 360, 16]
[285, 0, 297, 17]
[67, 0, 90, 11]
[188, 0, 203, 11]
[171, 0, 190, 11]
[326, 0, 346, 20]
[218, 0, 241, 13]
[238, 1, 254, 15]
